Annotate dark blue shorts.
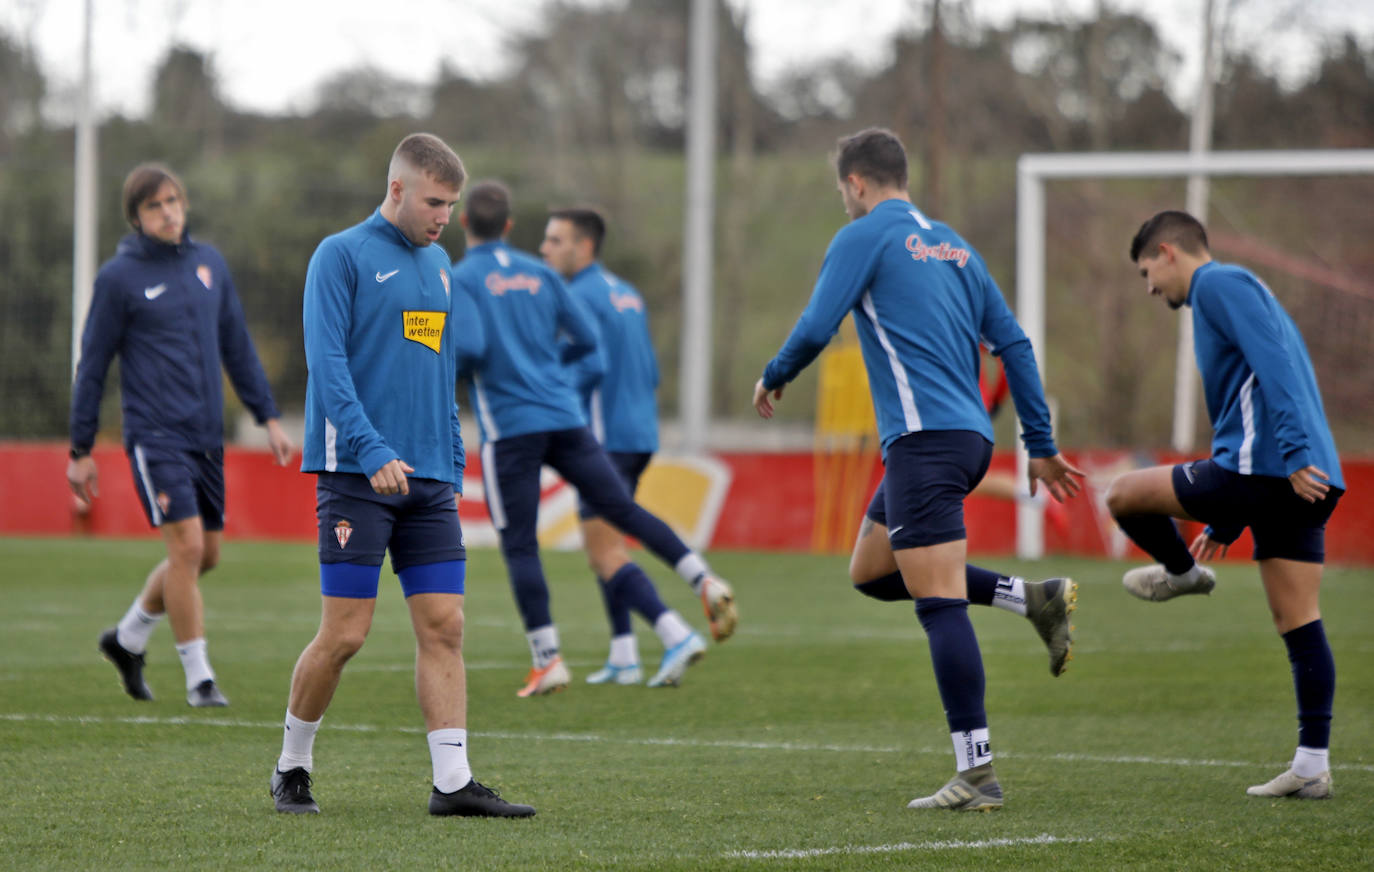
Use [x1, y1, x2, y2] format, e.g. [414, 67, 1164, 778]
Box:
[128, 442, 225, 530]
[483, 427, 654, 559]
[315, 472, 465, 574]
[1173, 459, 1343, 563]
[578, 451, 653, 520]
[865, 430, 993, 550]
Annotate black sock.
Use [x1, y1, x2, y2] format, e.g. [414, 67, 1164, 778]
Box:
[1283, 619, 1335, 749]
[1114, 513, 1194, 575]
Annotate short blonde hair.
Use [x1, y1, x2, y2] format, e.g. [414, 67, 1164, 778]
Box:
[389, 133, 466, 189]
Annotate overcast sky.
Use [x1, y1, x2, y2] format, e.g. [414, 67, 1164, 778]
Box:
[3, 0, 1370, 121]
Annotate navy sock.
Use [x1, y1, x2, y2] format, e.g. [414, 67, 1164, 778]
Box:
[854, 572, 909, 601]
[855, 567, 1003, 606]
[506, 553, 552, 631]
[914, 597, 987, 733]
[594, 574, 633, 637]
[1283, 619, 1335, 749]
[604, 563, 668, 626]
[1114, 514, 1195, 575]
[965, 565, 1002, 606]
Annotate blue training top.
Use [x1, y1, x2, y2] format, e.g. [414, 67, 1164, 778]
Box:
[761, 199, 1057, 458]
[70, 232, 280, 453]
[566, 262, 660, 453]
[454, 240, 600, 443]
[301, 209, 484, 490]
[1188, 261, 1343, 488]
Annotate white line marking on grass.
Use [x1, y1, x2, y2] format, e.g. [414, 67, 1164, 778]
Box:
[4, 713, 1372, 773]
[726, 833, 1094, 860]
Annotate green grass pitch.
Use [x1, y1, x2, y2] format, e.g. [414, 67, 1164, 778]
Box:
[1, 536, 1371, 870]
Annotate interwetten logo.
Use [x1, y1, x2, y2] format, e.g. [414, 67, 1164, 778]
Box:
[905, 234, 971, 268]
[485, 273, 542, 296]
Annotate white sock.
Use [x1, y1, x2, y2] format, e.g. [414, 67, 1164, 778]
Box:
[951, 727, 993, 772]
[654, 611, 693, 649]
[1292, 745, 1329, 777]
[116, 599, 162, 654]
[175, 638, 214, 690]
[991, 576, 1028, 616]
[526, 625, 560, 669]
[1168, 564, 1204, 585]
[429, 728, 472, 793]
[675, 553, 709, 590]
[277, 711, 321, 772]
[608, 634, 639, 667]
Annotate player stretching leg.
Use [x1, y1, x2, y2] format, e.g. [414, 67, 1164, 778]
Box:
[454, 182, 735, 697]
[1108, 210, 1344, 799]
[754, 128, 1083, 810]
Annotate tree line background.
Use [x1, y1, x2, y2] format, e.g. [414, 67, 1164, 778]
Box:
[2, 0, 1372, 451]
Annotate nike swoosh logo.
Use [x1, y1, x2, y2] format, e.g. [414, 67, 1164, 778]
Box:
[438, 742, 464, 748]
[376, 269, 400, 283]
[144, 284, 167, 300]
[889, 525, 905, 536]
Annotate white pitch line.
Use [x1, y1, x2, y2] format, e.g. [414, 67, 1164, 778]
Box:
[727, 833, 1094, 860]
[2, 712, 1371, 773]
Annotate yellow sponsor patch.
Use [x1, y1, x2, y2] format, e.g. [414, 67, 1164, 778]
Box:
[403, 310, 446, 353]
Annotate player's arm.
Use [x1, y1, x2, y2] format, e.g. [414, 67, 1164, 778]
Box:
[450, 270, 487, 375]
[553, 271, 600, 366]
[756, 228, 878, 415]
[977, 266, 1084, 499]
[303, 240, 398, 481]
[1195, 276, 1320, 479]
[67, 272, 128, 502]
[565, 290, 607, 393]
[215, 256, 293, 465]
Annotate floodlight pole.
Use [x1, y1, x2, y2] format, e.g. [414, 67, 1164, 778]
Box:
[1173, 0, 1218, 453]
[71, 0, 97, 380]
[679, 0, 717, 455]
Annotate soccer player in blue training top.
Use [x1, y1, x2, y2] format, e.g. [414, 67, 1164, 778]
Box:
[69, 162, 294, 708]
[454, 181, 737, 696]
[1107, 210, 1345, 799]
[752, 128, 1083, 811]
[540, 207, 715, 686]
[269, 134, 533, 819]
[846, 346, 1080, 679]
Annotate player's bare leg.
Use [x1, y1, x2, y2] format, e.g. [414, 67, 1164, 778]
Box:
[1108, 466, 1216, 601]
[849, 516, 1075, 675]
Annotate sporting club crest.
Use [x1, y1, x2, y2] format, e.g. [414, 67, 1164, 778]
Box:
[440, 269, 450, 297]
[334, 519, 353, 549]
[196, 264, 213, 289]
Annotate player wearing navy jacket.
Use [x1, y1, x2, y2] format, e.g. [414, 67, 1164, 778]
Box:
[68, 163, 293, 709]
[753, 128, 1083, 811]
[455, 182, 736, 697]
[1108, 210, 1345, 799]
[270, 134, 532, 820]
[541, 208, 709, 687]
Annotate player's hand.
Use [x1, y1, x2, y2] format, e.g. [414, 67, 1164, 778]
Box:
[1026, 453, 1086, 502]
[66, 455, 99, 503]
[265, 418, 295, 467]
[1288, 465, 1330, 503]
[370, 459, 414, 496]
[753, 378, 784, 419]
[1189, 531, 1229, 561]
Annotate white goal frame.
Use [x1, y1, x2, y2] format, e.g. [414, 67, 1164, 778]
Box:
[1013, 149, 1374, 559]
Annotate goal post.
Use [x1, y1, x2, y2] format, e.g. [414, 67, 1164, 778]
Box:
[1014, 149, 1374, 559]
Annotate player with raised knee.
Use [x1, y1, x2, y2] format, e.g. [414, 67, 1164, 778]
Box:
[540, 207, 722, 687]
[270, 133, 533, 818]
[753, 127, 1083, 811]
[1108, 210, 1344, 799]
[454, 182, 736, 696]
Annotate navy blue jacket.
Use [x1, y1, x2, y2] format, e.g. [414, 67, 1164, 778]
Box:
[70, 232, 280, 453]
